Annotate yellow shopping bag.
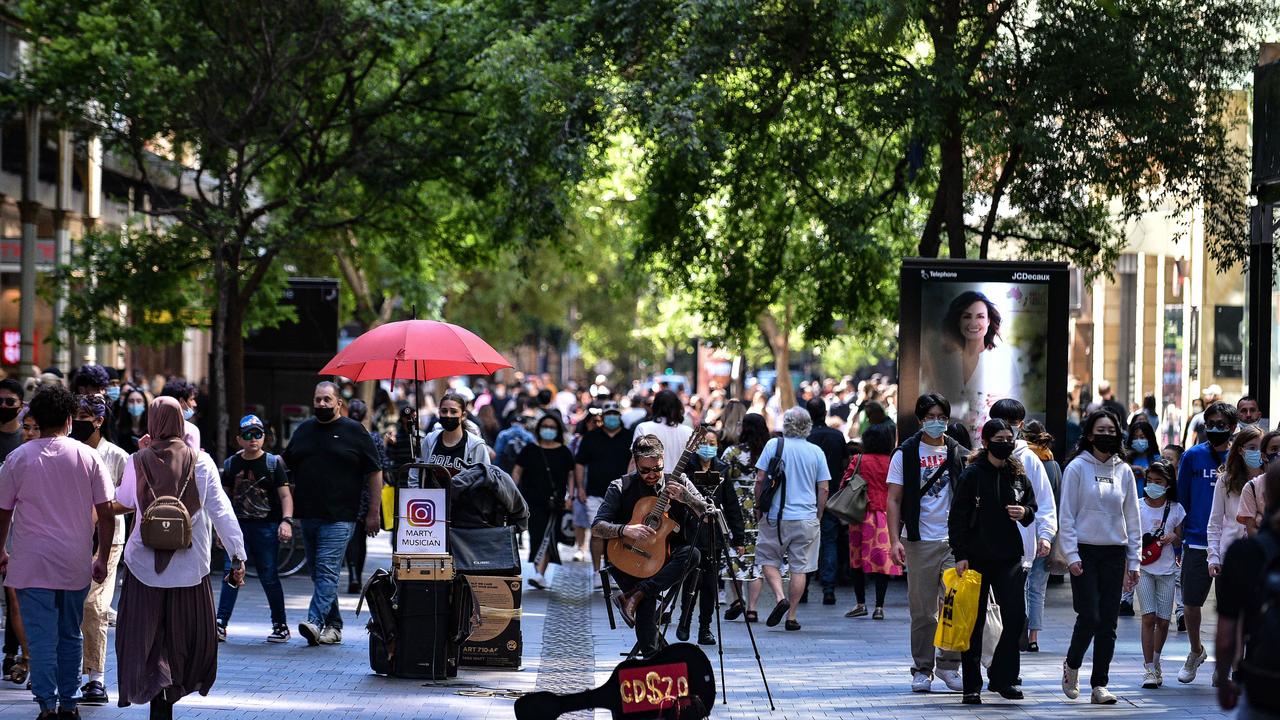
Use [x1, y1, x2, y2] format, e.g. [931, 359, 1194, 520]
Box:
[934, 567, 984, 653]
[381, 483, 395, 531]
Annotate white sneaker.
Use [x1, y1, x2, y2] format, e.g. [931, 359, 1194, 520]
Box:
[298, 621, 321, 647]
[1062, 660, 1080, 699]
[910, 672, 932, 693]
[573, 549, 586, 562]
[1142, 666, 1161, 689]
[318, 626, 342, 645]
[528, 573, 547, 590]
[1178, 647, 1207, 683]
[1091, 686, 1117, 704]
[936, 668, 964, 692]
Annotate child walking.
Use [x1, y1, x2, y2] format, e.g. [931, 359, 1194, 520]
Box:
[1135, 461, 1184, 688]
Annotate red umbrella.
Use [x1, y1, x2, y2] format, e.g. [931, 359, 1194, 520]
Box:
[319, 319, 512, 382]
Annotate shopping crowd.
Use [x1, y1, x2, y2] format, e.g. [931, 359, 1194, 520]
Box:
[0, 365, 1276, 719]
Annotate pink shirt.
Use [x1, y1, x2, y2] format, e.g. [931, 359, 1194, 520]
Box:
[1238, 476, 1267, 527]
[0, 436, 113, 590]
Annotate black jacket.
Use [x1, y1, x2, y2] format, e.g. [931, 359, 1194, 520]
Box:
[688, 459, 746, 547]
[948, 453, 1037, 564]
[897, 432, 966, 542]
[449, 464, 530, 531]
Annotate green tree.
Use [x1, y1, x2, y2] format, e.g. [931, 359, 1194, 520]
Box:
[16, 0, 601, 456]
[592, 0, 1272, 400]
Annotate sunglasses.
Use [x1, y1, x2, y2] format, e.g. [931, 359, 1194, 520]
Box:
[637, 465, 663, 476]
[240, 430, 265, 441]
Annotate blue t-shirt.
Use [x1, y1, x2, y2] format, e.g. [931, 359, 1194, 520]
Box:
[754, 436, 832, 521]
[1177, 442, 1226, 548]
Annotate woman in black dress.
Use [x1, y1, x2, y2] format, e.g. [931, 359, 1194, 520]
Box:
[513, 412, 574, 589]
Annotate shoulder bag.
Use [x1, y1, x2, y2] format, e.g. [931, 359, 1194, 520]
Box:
[826, 454, 868, 525]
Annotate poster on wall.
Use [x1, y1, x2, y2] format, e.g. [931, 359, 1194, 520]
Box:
[396, 487, 448, 554]
[1213, 305, 1244, 379]
[898, 259, 1070, 456]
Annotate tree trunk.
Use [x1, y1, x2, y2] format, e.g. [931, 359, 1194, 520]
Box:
[941, 106, 967, 259]
[210, 241, 229, 463]
[224, 297, 245, 463]
[757, 307, 795, 411]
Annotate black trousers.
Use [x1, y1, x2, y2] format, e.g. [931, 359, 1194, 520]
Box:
[852, 570, 889, 607]
[677, 544, 720, 630]
[961, 558, 1027, 694]
[346, 523, 367, 584]
[1067, 544, 1126, 688]
[612, 545, 699, 656]
[3, 590, 18, 656]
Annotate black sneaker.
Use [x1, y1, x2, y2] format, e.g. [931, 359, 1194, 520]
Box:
[1118, 600, 1135, 617]
[79, 681, 108, 705]
[268, 624, 290, 644]
[822, 591, 836, 605]
[1176, 613, 1186, 632]
[698, 628, 716, 646]
[57, 708, 81, 720]
[215, 621, 227, 643]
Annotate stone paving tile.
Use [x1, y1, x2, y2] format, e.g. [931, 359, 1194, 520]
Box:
[0, 542, 1234, 720]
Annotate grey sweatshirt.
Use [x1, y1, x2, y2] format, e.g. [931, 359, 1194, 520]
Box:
[1058, 451, 1142, 571]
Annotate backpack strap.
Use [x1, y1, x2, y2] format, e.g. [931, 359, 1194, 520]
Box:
[265, 453, 278, 474]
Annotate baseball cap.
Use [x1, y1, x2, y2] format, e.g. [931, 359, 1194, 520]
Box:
[601, 401, 621, 414]
[239, 415, 265, 432]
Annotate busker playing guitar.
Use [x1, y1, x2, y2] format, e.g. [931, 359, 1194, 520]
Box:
[592, 434, 708, 657]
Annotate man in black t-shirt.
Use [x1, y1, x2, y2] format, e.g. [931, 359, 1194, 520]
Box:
[806, 398, 850, 606]
[284, 382, 382, 647]
[0, 378, 22, 675]
[216, 415, 294, 643]
[575, 402, 634, 577]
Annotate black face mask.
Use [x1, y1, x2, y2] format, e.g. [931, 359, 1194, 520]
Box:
[313, 406, 336, 422]
[0, 406, 19, 424]
[70, 420, 97, 443]
[987, 441, 1016, 461]
[1206, 429, 1232, 447]
[438, 416, 461, 432]
[1092, 434, 1120, 455]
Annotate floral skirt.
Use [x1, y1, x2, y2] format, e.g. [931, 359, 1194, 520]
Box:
[849, 510, 902, 577]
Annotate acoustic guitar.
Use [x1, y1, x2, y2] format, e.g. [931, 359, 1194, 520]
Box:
[514, 642, 714, 720]
[607, 428, 703, 579]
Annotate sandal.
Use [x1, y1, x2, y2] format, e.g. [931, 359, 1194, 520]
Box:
[723, 600, 744, 621]
[1027, 642, 1039, 653]
[744, 611, 758, 623]
[10, 656, 28, 685]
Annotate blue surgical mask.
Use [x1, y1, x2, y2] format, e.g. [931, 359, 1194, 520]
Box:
[697, 445, 716, 460]
[921, 419, 948, 439]
[127, 403, 145, 418]
[105, 386, 120, 402]
[603, 415, 622, 430]
[539, 427, 558, 442]
[1144, 484, 1166, 500]
[183, 407, 195, 421]
[1131, 438, 1149, 453]
[1244, 449, 1264, 469]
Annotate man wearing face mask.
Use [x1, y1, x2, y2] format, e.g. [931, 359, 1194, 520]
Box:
[886, 393, 967, 694]
[0, 379, 25, 462]
[283, 381, 383, 647]
[1175, 400, 1237, 684]
[1237, 395, 1266, 432]
[69, 394, 128, 705]
[495, 402, 539, 474]
[575, 402, 635, 580]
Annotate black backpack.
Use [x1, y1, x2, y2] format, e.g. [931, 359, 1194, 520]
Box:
[1240, 528, 1280, 709]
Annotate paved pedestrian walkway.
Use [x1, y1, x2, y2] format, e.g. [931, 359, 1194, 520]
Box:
[0, 540, 1231, 720]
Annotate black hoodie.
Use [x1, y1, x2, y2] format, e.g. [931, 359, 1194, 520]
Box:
[949, 453, 1037, 564]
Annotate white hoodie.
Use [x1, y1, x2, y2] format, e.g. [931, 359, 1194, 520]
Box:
[1014, 440, 1058, 568]
[1058, 451, 1142, 572]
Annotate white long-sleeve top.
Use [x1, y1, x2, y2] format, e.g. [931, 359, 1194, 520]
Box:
[117, 450, 246, 588]
[1058, 451, 1142, 572]
[1014, 441, 1058, 568]
[1206, 476, 1245, 566]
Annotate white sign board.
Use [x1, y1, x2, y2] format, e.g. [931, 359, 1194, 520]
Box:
[396, 488, 448, 554]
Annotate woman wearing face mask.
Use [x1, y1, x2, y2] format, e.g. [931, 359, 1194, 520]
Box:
[1125, 418, 1162, 474]
[114, 390, 150, 455]
[416, 392, 489, 480]
[949, 419, 1038, 705]
[1058, 411, 1142, 705]
[1237, 430, 1280, 536]
[674, 428, 745, 646]
[513, 413, 574, 589]
[1207, 425, 1263, 578]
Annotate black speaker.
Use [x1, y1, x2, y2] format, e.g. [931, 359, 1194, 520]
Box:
[1254, 62, 1280, 191]
[393, 580, 457, 680]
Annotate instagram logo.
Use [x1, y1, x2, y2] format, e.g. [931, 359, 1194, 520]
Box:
[406, 499, 436, 527]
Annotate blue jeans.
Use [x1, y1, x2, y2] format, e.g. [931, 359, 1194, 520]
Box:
[17, 586, 90, 712]
[217, 520, 288, 626]
[301, 520, 354, 629]
[819, 513, 842, 592]
[1025, 555, 1050, 632]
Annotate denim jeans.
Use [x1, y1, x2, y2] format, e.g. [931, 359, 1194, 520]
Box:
[218, 519, 288, 626]
[301, 520, 355, 629]
[17, 586, 90, 712]
[1024, 555, 1050, 632]
[818, 513, 841, 592]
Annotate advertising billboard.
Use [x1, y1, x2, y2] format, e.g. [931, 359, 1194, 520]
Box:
[898, 259, 1070, 456]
